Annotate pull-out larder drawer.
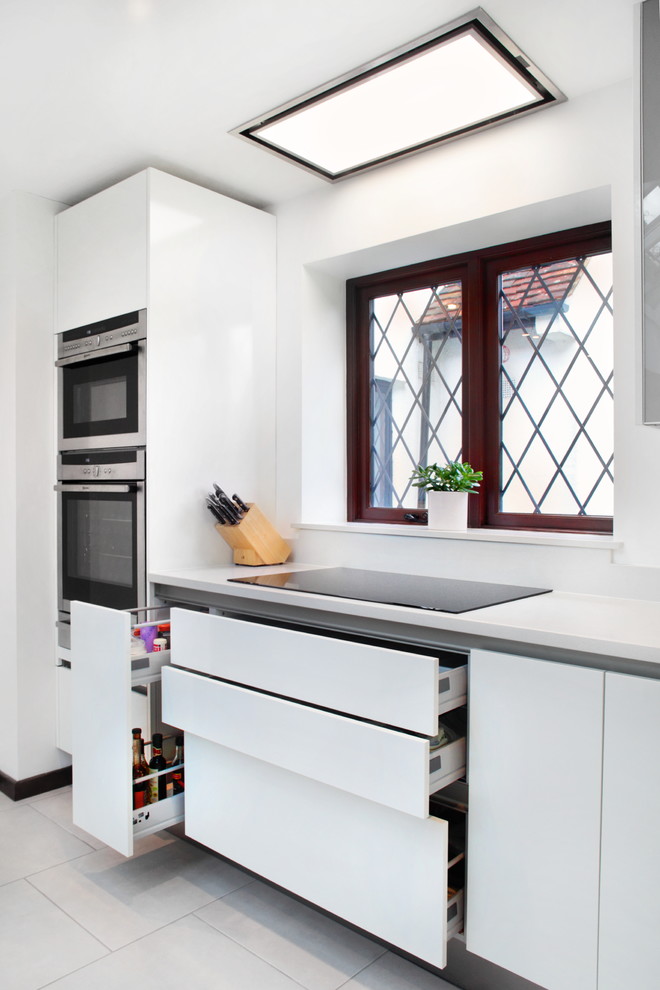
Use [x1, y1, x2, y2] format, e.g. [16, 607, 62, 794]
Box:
[71, 601, 184, 856]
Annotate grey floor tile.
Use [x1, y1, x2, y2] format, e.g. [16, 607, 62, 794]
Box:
[0, 786, 72, 813]
[0, 805, 94, 885]
[31, 788, 105, 850]
[340, 950, 457, 989]
[0, 878, 107, 990]
[196, 879, 385, 990]
[29, 831, 253, 951]
[46, 912, 306, 989]
[28, 785, 72, 804]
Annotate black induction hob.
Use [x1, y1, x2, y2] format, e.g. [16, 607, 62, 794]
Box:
[228, 567, 551, 614]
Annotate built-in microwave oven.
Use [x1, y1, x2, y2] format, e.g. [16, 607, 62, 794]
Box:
[56, 310, 146, 451]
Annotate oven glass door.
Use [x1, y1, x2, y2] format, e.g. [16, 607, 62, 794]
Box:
[59, 485, 144, 611]
[59, 349, 144, 450]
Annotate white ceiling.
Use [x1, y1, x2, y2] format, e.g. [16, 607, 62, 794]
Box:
[0, 0, 638, 212]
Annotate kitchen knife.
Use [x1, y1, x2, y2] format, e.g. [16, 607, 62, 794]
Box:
[232, 493, 249, 513]
[220, 498, 241, 524]
[218, 493, 242, 523]
[206, 500, 226, 524]
[207, 492, 234, 524]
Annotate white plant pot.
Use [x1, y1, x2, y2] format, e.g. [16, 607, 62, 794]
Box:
[426, 491, 469, 531]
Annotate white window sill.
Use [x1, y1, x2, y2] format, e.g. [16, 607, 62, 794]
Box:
[293, 521, 621, 551]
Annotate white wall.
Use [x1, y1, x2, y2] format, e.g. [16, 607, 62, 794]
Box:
[274, 78, 660, 594]
[0, 192, 70, 782]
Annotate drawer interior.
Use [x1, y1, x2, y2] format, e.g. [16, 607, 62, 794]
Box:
[430, 793, 467, 939]
[428, 707, 467, 795]
[438, 664, 467, 715]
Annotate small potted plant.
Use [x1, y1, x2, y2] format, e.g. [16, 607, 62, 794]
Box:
[410, 461, 483, 530]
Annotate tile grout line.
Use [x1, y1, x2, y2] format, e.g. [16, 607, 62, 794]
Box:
[24, 875, 113, 954]
[191, 904, 391, 990]
[192, 909, 314, 990]
[333, 946, 390, 990]
[29, 799, 100, 851]
[23, 875, 261, 963]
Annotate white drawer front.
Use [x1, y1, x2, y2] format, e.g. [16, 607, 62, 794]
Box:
[163, 666, 433, 818]
[170, 608, 440, 735]
[183, 735, 452, 969]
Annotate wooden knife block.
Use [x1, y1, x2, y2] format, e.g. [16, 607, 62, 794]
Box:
[215, 503, 291, 566]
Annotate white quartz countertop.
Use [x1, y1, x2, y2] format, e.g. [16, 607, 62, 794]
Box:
[150, 563, 660, 669]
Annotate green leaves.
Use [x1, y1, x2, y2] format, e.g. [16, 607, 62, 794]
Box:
[410, 461, 483, 493]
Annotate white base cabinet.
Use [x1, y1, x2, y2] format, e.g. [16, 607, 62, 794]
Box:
[467, 649, 604, 990]
[70, 601, 466, 968]
[163, 607, 467, 970]
[599, 671, 660, 990]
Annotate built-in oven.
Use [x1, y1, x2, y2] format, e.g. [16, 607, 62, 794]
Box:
[56, 310, 146, 451]
[56, 448, 146, 648]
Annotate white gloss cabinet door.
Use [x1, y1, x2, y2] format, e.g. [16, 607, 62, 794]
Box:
[599, 671, 660, 990]
[55, 172, 148, 331]
[466, 649, 603, 990]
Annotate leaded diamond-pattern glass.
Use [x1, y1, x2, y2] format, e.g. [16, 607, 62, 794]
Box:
[370, 282, 462, 508]
[498, 252, 613, 516]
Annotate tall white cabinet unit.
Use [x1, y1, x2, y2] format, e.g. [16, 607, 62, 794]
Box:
[467, 649, 604, 990]
[54, 168, 277, 571]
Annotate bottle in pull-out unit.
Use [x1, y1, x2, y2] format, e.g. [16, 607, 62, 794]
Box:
[148, 733, 167, 803]
[132, 728, 151, 809]
[170, 735, 184, 795]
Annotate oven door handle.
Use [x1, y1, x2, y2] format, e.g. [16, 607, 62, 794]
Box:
[55, 341, 137, 367]
[54, 483, 140, 493]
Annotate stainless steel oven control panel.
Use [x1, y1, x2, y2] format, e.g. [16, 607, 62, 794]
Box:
[57, 310, 146, 360]
[57, 448, 145, 482]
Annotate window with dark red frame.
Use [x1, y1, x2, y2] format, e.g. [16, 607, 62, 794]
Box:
[346, 222, 613, 534]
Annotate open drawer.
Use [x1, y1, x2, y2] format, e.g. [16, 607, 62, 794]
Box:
[181, 734, 463, 970]
[169, 608, 466, 736]
[163, 666, 465, 818]
[70, 601, 184, 856]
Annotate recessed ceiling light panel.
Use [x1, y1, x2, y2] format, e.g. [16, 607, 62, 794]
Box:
[231, 7, 565, 182]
